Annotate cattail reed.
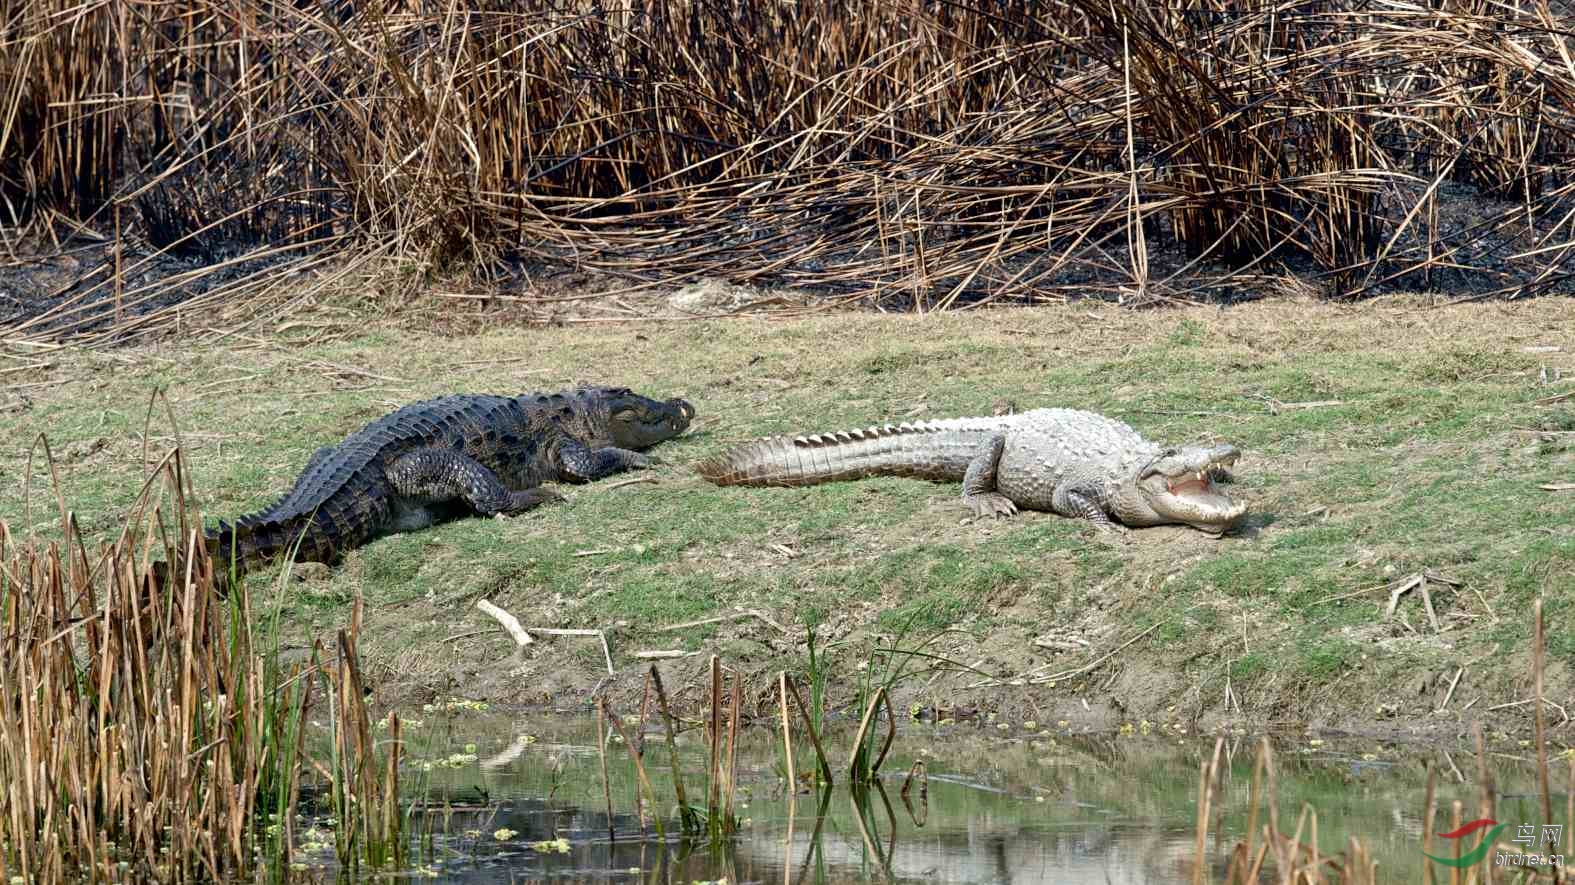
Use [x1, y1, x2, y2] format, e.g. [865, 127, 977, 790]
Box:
[0, 446, 398, 881]
[0, 451, 288, 880]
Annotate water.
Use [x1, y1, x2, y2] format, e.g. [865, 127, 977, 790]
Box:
[292, 712, 1563, 884]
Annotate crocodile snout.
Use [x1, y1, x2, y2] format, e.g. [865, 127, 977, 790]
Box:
[667, 398, 696, 432]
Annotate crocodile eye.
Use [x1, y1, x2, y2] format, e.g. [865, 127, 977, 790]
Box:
[611, 409, 637, 423]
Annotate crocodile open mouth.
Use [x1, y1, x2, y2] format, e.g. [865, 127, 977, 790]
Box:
[1130, 444, 1247, 532]
[1166, 470, 1219, 497]
[1153, 460, 1246, 532]
[1166, 470, 1237, 510]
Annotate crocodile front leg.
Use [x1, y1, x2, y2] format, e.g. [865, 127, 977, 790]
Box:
[556, 439, 657, 483]
[962, 434, 1019, 518]
[388, 447, 564, 516]
[1051, 482, 1123, 533]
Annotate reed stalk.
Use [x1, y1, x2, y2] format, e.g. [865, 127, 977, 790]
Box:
[599, 696, 666, 840]
[646, 664, 701, 834]
[0, 444, 400, 881]
[777, 671, 796, 795]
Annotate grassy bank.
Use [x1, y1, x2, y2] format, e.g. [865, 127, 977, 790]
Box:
[1, 296, 1571, 732]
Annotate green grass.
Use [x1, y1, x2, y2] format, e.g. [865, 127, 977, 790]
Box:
[1, 296, 1571, 729]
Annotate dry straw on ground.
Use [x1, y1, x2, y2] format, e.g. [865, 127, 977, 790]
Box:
[3, 0, 1575, 344]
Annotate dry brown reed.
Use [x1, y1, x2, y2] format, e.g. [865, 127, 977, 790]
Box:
[777, 670, 835, 786]
[5, 0, 1575, 345]
[593, 659, 744, 839]
[597, 693, 664, 837]
[846, 686, 896, 785]
[324, 601, 405, 872]
[0, 442, 396, 881]
[0, 446, 288, 880]
[1201, 738, 1380, 885]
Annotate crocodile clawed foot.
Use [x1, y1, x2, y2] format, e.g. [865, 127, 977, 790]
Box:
[966, 493, 1018, 519]
[1093, 524, 1133, 546]
[627, 452, 658, 469]
[499, 487, 565, 516]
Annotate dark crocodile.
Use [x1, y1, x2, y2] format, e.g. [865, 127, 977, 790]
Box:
[186, 386, 692, 585]
[695, 406, 1247, 534]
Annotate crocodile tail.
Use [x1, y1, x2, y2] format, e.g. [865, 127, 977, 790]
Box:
[147, 518, 257, 596]
[202, 513, 322, 584]
[694, 435, 834, 487]
[199, 519, 254, 588]
[694, 422, 972, 487]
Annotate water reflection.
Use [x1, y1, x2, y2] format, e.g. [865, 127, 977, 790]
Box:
[294, 714, 1556, 884]
[358, 784, 1202, 884]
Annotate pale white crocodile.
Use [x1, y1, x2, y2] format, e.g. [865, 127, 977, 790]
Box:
[695, 407, 1248, 534]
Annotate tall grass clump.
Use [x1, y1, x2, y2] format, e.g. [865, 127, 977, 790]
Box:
[0, 440, 398, 881]
[843, 605, 984, 784]
[6, 0, 1575, 344]
[0, 445, 291, 880]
